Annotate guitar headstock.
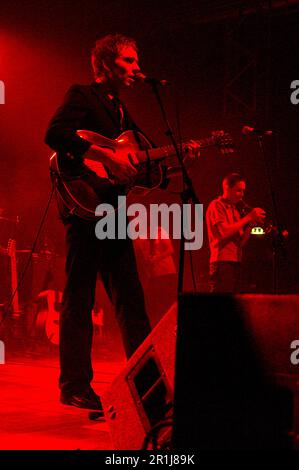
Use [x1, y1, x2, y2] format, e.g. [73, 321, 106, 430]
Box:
[211, 130, 235, 155]
[7, 238, 16, 258]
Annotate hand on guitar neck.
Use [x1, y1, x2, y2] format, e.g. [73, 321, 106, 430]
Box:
[164, 130, 232, 180]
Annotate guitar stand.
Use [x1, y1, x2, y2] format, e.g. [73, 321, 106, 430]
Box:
[268, 226, 288, 295]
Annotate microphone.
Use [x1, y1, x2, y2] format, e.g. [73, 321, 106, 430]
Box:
[242, 126, 273, 136]
[134, 72, 170, 86]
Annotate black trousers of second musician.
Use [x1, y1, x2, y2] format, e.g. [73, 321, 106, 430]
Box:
[209, 261, 241, 294]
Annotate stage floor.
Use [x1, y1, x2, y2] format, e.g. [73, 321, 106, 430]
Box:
[0, 351, 125, 450]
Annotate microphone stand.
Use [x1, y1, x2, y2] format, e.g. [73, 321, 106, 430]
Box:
[148, 80, 201, 295]
[257, 135, 285, 294]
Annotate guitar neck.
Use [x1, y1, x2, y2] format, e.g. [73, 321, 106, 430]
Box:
[7, 239, 21, 314]
[137, 137, 215, 163]
[10, 255, 20, 314]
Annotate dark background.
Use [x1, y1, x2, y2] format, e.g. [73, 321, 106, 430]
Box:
[0, 1, 298, 323]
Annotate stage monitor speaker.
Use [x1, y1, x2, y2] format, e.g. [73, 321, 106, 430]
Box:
[173, 293, 299, 450]
[101, 302, 177, 450]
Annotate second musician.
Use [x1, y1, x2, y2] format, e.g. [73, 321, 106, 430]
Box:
[206, 173, 266, 293]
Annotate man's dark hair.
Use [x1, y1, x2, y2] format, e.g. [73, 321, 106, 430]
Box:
[223, 173, 245, 188]
[91, 33, 138, 78]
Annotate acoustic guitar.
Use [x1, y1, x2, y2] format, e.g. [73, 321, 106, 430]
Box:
[50, 129, 234, 221]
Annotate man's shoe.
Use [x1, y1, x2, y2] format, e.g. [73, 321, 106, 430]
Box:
[85, 387, 101, 401]
[60, 390, 104, 413]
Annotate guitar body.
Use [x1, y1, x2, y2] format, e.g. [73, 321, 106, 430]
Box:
[34, 289, 104, 345]
[50, 130, 163, 221]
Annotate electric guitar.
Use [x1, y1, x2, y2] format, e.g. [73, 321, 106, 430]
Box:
[50, 129, 234, 221]
[34, 290, 104, 345]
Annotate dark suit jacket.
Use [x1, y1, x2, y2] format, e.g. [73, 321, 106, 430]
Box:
[45, 82, 159, 221]
[45, 82, 143, 162]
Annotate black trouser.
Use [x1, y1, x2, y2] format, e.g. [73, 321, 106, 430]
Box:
[59, 218, 151, 395]
[209, 261, 241, 294]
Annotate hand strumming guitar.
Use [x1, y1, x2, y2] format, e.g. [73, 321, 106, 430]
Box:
[85, 144, 138, 184]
